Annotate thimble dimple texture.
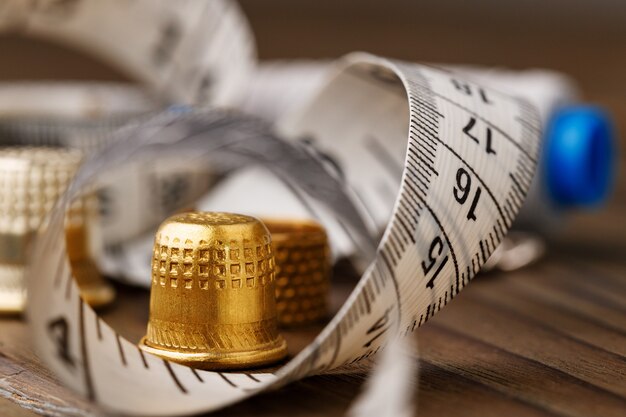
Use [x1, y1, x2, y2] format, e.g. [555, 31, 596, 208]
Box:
[0, 147, 81, 312]
[0, 147, 114, 311]
[0, 147, 82, 235]
[266, 219, 331, 327]
[143, 212, 287, 367]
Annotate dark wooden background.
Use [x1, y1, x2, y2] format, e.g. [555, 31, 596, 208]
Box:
[0, 1, 624, 416]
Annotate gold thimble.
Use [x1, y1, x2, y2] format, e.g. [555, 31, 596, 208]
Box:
[139, 211, 288, 370]
[0, 147, 114, 313]
[264, 219, 331, 327]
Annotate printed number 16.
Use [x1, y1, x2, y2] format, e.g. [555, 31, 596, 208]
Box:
[454, 167, 481, 221]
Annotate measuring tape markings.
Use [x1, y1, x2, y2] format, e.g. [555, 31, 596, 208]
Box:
[7, 0, 254, 107]
[24, 55, 540, 415]
[9, 0, 542, 409]
[0, 1, 547, 414]
[0, 0, 255, 251]
[272, 55, 540, 380]
[28, 157, 278, 415]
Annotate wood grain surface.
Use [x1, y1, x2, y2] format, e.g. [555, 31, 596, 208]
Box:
[0, 2, 625, 416]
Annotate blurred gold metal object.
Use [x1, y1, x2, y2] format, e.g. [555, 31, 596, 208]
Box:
[65, 195, 115, 308]
[139, 211, 288, 370]
[0, 264, 25, 314]
[0, 147, 114, 314]
[264, 219, 331, 327]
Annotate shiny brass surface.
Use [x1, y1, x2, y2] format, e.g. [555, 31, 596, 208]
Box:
[264, 219, 331, 327]
[0, 147, 114, 313]
[65, 195, 115, 308]
[139, 211, 288, 370]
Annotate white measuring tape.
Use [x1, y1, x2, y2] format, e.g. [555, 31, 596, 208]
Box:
[0, 1, 542, 415]
[0, 0, 255, 247]
[0, 0, 255, 107]
[24, 53, 539, 414]
[100, 61, 572, 287]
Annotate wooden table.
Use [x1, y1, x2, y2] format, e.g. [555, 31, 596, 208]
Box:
[0, 3, 625, 416]
[2, 248, 625, 416]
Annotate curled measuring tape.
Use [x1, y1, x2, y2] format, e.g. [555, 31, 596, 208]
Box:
[0, 0, 254, 107]
[26, 53, 540, 415]
[0, 0, 256, 251]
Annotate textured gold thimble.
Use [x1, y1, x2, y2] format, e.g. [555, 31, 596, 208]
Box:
[0, 147, 114, 313]
[264, 219, 331, 327]
[139, 211, 288, 370]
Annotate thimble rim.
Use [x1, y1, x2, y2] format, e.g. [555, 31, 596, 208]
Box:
[262, 218, 327, 243]
[138, 335, 288, 370]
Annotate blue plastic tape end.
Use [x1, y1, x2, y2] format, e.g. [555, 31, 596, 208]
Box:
[545, 105, 617, 209]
